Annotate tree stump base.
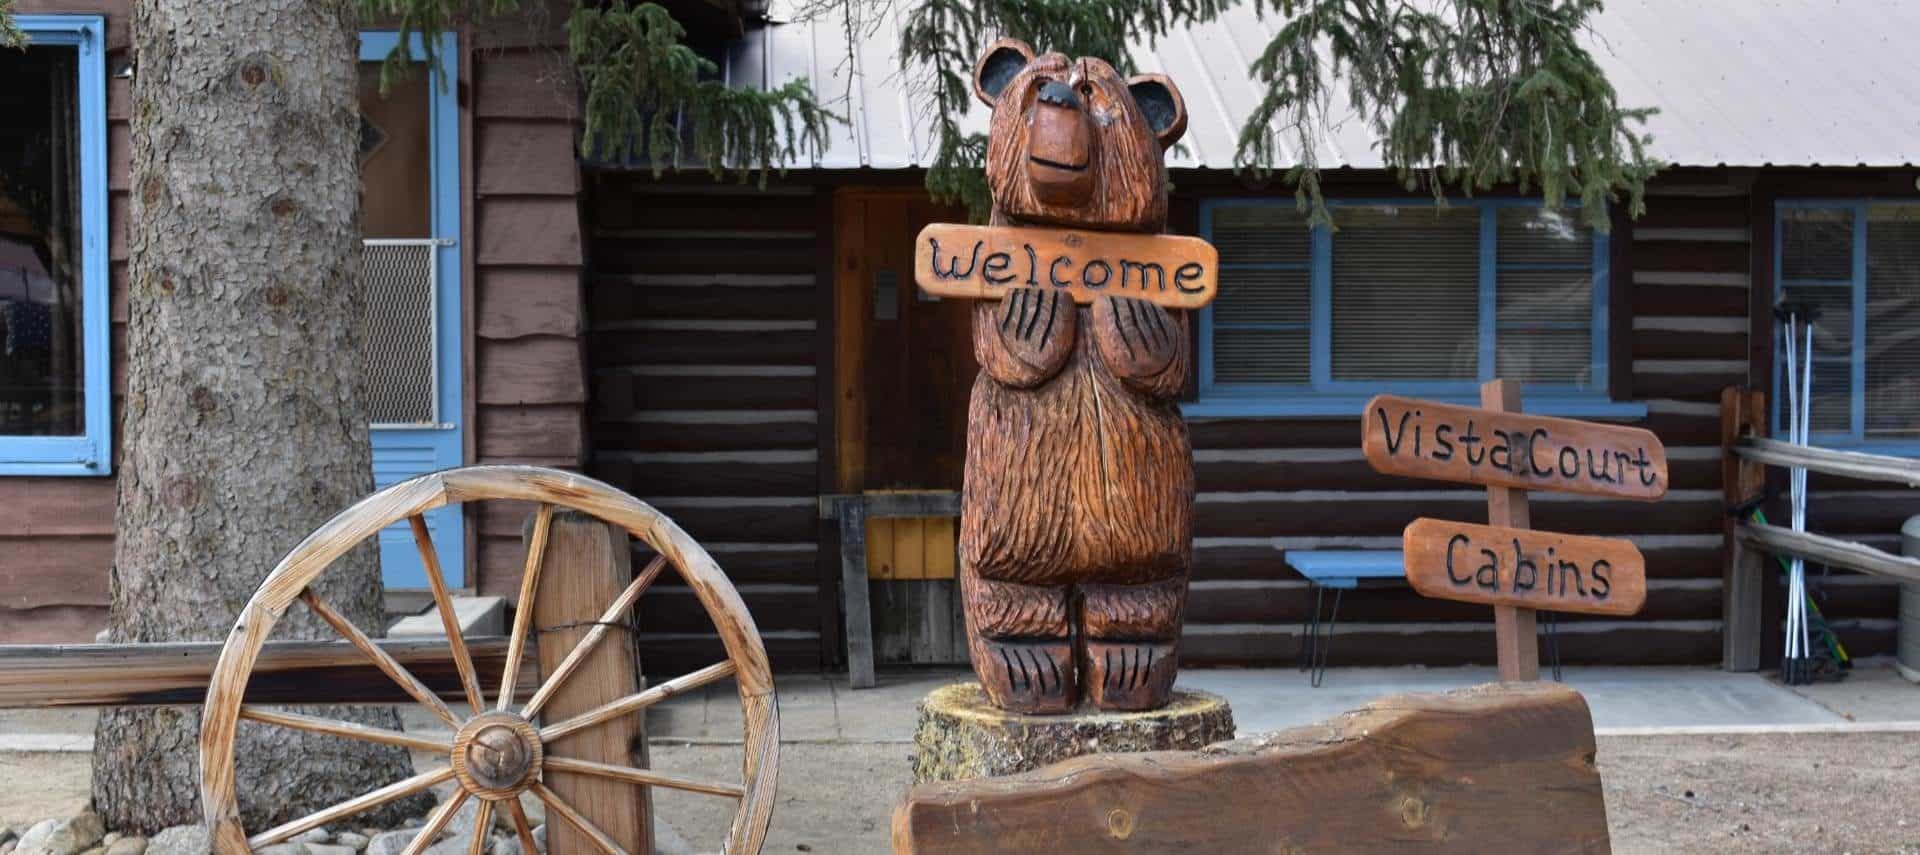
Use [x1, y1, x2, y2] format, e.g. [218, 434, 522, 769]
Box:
[910, 682, 1235, 784]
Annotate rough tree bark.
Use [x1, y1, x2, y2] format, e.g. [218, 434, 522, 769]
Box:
[93, 0, 426, 833]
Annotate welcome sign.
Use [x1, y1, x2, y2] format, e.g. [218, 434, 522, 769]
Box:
[914, 223, 1219, 310]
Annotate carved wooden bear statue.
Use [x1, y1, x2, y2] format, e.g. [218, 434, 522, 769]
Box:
[959, 38, 1193, 713]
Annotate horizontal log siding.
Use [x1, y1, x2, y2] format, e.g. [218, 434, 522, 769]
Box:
[1182, 175, 1769, 666]
[469, 14, 592, 609]
[1, 2, 130, 642]
[583, 177, 825, 673]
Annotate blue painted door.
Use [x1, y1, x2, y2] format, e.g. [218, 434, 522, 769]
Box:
[360, 32, 463, 589]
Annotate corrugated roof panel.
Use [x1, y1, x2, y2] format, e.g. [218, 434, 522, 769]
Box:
[734, 0, 1920, 170]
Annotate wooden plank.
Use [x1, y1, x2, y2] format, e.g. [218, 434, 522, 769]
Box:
[1736, 436, 1920, 488]
[1632, 329, 1748, 360]
[590, 422, 818, 454]
[838, 502, 876, 688]
[589, 328, 816, 366]
[473, 48, 580, 119]
[593, 280, 816, 322]
[477, 267, 583, 340]
[594, 238, 816, 276]
[914, 223, 1218, 309]
[477, 337, 586, 405]
[0, 605, 105, 645]
[893, 682, 1607, 854]
[477, 120, 579, 196]
[923, 516, 958, 580]
[478, 198, 584, 266]
[0, 637, 530, 708]
[594, 372, 818, 411]
[1632, 239, 1748, 273]
[1402, 518, 1648, 616]
[0, 536, 113, 609]
[588, 458, 816, 498]
[532, 512, 652, 855]
[1739, 522, 1920, 585]
[867, 516, 898, 580]
[0, 479, 116, 536]
[1193, 494, 1723, 539]
[1721, 387, 1766, 672]
[1362, 394, 1668, 500]
[478, 405, 586, 461]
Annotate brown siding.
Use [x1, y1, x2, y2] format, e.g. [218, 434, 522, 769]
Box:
[1, 1, 132, 642]
[468, 6, 592, 602]
[583, 177, 824, 674]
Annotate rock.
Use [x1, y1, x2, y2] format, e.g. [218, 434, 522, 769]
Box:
[531, 826, 544, 851]
[331, 832, 368, 851]
[364, 829, 416, 855]
[303, 846, 356, 855]
[77, 848, 104, 855]
[16, 813, 107, 855]
[253, 844, 307, 855]
[104, 838, 146, 855]
[142, 827, 209, 855]
[654, 822, 699, 855]
[1, 827, 19, 847]
[292, 829, 331, 845]
[2, 841, 18, 855]
[99, 836, 119, 848]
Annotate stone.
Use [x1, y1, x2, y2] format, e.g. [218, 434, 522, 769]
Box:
[2, 841, 17, 855]
[909, 682, 1235, 783]
[98, 836, 118, 848]
[1, 827, 18, 847]
[654, 822, 700, 855]
[364, 830, 415, 855]
[531, 825, 544, 851]
[141, 827, 208, 855]
[303, 846, 356, 855]
[103, 838, 146, 855]
[331, 832, 367, 851]
[16, 813, 106, 855]
[292, 829, 331, 845]
[77, 849, 103, 855]
[253, 844, 307, 855]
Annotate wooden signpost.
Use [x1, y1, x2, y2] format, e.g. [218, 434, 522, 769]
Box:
[914, 222, 1218, 310]
[1365, 381, 1665, 681]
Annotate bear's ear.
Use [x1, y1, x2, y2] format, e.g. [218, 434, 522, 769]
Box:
[1127, 73, 1189, 148]
[973, 39, 1034, 108]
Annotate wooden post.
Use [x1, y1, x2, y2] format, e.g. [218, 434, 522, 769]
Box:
[1722, 387, 1768, 671]
[532, 511, 652, 854]
[1482, 380, 1540, 682]
[836, 499, 876, 688]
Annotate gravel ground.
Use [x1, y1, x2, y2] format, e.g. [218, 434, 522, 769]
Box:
[6, 732, 1919, 853]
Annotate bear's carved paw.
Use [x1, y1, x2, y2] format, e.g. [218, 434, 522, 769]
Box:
[1084, 640, 1179, 712]
[973, 638, 1077, 714]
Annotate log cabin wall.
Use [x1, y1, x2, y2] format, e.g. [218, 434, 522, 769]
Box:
[466, 8, 593, 600]
[583, 175, 827, 673]
[0, 0, 129, 643]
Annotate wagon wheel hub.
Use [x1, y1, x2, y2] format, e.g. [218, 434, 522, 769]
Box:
[452, 712, 544, 799]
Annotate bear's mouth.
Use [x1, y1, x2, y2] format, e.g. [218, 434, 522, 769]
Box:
[1028, 155, 1088, 172]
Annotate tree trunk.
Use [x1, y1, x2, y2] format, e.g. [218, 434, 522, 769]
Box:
[94, 0, 426, 833]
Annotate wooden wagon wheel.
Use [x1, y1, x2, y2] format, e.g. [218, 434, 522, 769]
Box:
[198, 465, 779, 855]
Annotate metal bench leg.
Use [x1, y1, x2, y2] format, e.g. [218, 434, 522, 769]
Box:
[1300, 582, 1321, 672]
[1310, 588, 1343, 688]
[1544, 610, 1563, 682]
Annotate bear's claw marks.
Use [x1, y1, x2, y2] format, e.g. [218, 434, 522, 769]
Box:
[1085, 640, 1180, 711]
[972, 637, 1077, 714]
[1091, 296, 1188, 399]
[973, 293, 1077, 388]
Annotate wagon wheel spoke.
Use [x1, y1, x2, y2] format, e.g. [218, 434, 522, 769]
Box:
[399, 789, 471, 855]
[466, 800, 494, 855]
[531, 781, 630, 855]
[539, 661, 737, 743]
[544, 755, 745, 799]
[521, 555, 669, 720]
[239, 705, 451, 754]
[504, 797, 541, 855]
[412, 514, 488, 714]
[498, 503, 555, 709]
[248, 767, 455, 848]
[300, 588, 461, 727]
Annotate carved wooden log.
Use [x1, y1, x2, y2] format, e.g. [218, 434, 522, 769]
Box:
[909, 683, 1234, 784]
[893, 682, 1608, 854]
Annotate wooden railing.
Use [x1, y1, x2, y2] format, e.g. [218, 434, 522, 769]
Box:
[1721, 387, 1919, 670]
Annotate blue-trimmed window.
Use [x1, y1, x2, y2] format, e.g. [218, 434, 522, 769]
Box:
[0, 16, 109, 475]
[1193, 199, 1629, 418]
[1775, 201, 1920, 449]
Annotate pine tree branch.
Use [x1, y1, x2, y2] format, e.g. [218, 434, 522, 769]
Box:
[0, 0, 24, 49]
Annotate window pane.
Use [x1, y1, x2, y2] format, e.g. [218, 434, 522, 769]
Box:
[1212, 205, 1310, 265]
[1498, 329, 1592, 385]
[0, 45, 85, 437]
[1214, 328, 1308, 384]
[359, 60, 433, 239]
[1498, 207, 1590, 265]
[1331, 206, 1479, 381]
[1865, 204, 1920, 438]
[1498, 269, 1592, 326]
[1781, 208, 1852, 280]
[1214, 268, 1308, 325]
[1780, 285, 1852, 433]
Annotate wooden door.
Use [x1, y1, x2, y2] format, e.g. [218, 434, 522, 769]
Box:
[833, 190, 973, 663]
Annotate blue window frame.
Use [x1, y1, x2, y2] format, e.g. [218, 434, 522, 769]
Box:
[1774, 201, 1920, 452]
[0, 16, 109, 475]
[1191, 198, 1639, 419]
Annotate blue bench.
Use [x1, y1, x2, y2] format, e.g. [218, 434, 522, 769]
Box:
[1285, 550, 1405, 687]
[1284, 548, 1565, 686]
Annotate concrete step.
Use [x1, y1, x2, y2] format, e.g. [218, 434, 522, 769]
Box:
[388, 595, 507, 638]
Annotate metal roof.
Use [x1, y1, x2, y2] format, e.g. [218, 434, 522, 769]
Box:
[729, 0, 1920, 171]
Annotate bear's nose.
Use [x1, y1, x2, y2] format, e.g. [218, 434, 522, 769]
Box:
[1038, 80, 1080, 110]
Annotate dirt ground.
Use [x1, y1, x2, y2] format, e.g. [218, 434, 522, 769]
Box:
[6, 732, 1919, 853]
